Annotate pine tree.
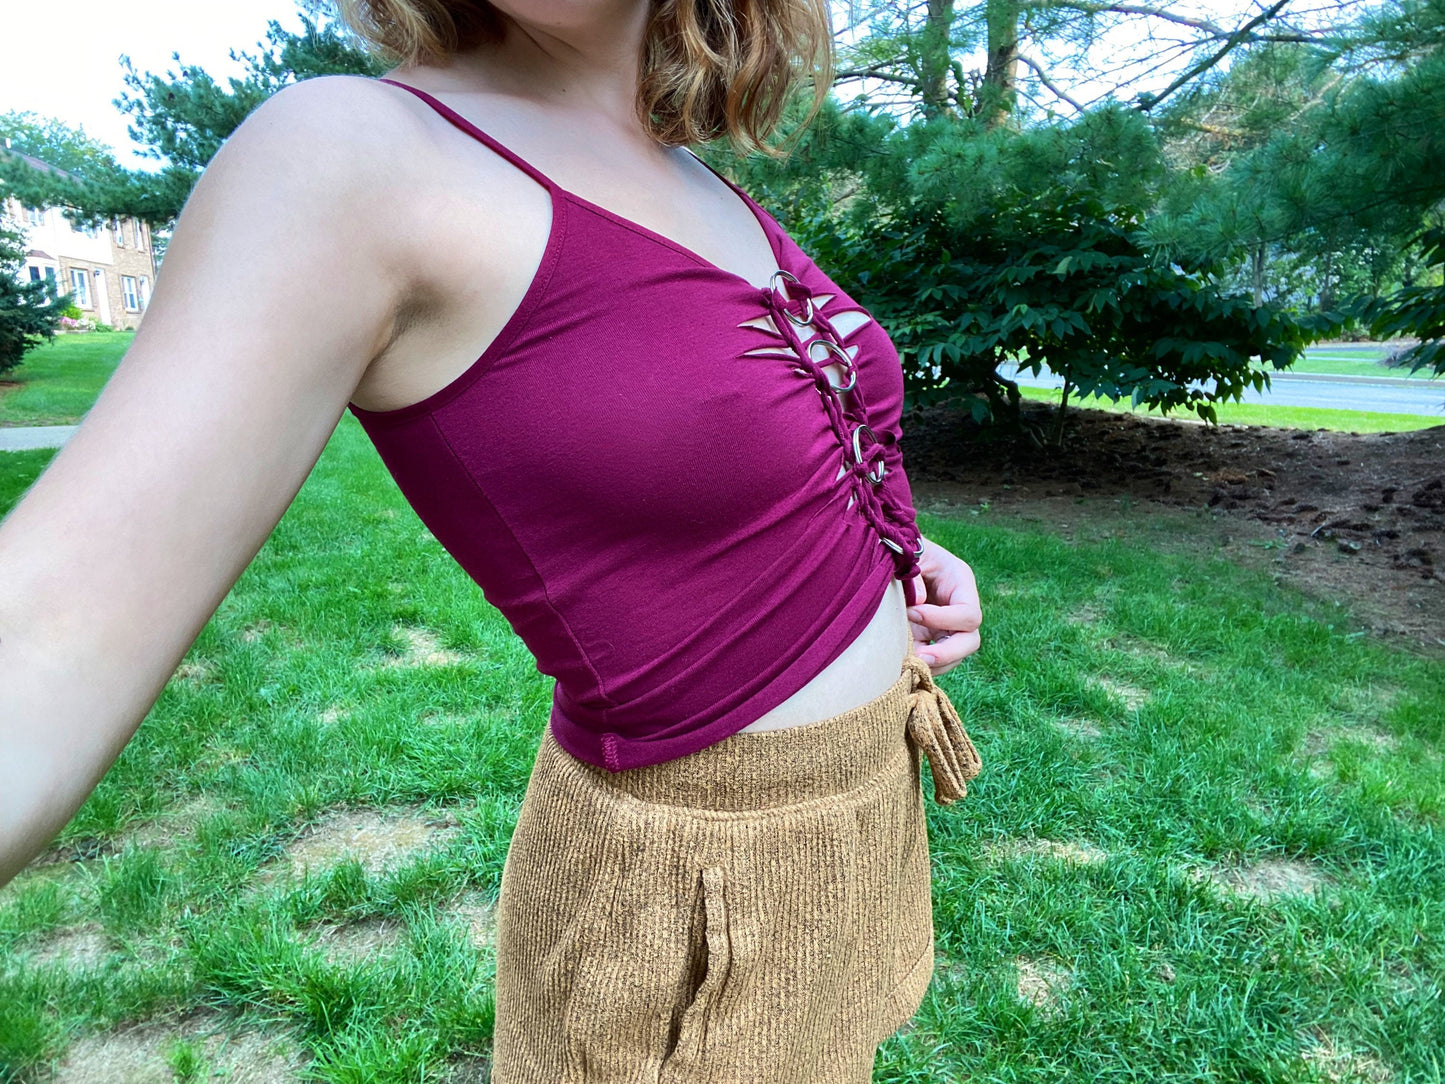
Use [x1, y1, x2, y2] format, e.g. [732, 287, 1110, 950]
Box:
[0, 218, 64, 377]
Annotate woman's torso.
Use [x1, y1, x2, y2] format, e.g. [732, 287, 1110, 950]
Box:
[345, 68, 912, 737]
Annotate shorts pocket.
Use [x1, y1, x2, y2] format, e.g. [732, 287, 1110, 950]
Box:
[660, 864, 731, 1077]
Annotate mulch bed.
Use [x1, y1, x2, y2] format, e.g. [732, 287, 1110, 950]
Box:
[902, 398, 1445, 650]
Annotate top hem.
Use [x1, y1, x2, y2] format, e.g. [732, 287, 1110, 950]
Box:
[548, 559, 899, 772]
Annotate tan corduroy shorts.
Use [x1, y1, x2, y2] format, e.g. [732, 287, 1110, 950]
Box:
[490, 638, 981, 1084]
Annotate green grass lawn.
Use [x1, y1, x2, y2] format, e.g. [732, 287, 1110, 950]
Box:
[1293, 345, 1439, 381]
[1020, 384, 1443, 434]
[0, 331, 135, 427]
[1, 418, 1441, 1082]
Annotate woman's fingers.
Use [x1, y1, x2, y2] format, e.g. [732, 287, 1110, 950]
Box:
[908, 600, 983, 635]
[916, 629, 980, 675]
[906, 602, 983, 674]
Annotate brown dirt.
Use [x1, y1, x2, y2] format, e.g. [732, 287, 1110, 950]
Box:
[986, 837, 1109, 865]
[1014, 957, 1074, 1016]
[262, 808, 462, 883]
[374, 624, 470, 669]
[310, 915, 407, 965]
[449, 891, 497, 951]
[317, 703, 350, 725]
[1299, 1025, 1394, 1083]
[904, 399, 1445, 650]
[1194, 858, 1333, 902]
[442, 1056, 492, 1083]
[1089, 675, 1150, 711]
[47, 1011, 303, 1084]
[27, 924, 112, 970]
[1052, 715, 1104, 740]
[128, 796, 226, 851]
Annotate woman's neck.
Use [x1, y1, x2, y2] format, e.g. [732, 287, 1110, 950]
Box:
[419, 0, 653, 121]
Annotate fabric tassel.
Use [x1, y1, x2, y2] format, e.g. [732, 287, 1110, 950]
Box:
[903, 656, 983, 806]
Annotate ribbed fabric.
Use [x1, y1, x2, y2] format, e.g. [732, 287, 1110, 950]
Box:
[349, 77, 928, 772]
[490, 634, 980, 1084]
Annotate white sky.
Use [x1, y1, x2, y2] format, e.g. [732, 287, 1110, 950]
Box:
[0, 1, 308, 169]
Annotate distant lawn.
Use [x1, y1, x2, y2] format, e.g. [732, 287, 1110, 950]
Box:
[1019, 384, 1442, 433]
[1, 417, 1442, 1082]
[0, 331, 134, 427]
[1293, 344, 1440, 381]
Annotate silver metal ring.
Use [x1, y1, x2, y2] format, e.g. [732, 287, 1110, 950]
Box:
[851, 423, 875, 467]
[769, 269, 814, 326]
[810, 338, 857, 393]
[881, 537, 906, 555]
[913, 537, 926, 558]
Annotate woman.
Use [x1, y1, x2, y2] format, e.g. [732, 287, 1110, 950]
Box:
[0, 0, 984, 1078]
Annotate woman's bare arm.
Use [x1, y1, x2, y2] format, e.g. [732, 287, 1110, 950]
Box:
[0, 76, 424, 886]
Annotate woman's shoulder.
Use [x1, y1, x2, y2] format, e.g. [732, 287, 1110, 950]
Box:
[220, 75, 435, 193]
[210, 74, 519, 298]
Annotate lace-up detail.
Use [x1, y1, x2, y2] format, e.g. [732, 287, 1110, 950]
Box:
[747, 272, 925, 606]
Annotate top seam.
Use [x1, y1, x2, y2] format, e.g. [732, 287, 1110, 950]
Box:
[426, 413, 615, 715]
[564, 196, 777, 285]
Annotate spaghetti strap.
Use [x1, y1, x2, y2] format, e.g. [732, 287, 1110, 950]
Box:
[376, 77, 558, 192]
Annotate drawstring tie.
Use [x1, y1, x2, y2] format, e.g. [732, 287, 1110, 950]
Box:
[903, 655, 982, 805]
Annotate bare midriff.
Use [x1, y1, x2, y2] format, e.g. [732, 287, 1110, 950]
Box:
[737, 578, 911, 733]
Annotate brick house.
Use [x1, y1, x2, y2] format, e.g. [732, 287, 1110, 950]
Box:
[2, 148, 158, 330]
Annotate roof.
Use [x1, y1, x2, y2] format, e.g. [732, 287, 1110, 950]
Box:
[26, 249, 56, 261]
[0, 148, 78, 184]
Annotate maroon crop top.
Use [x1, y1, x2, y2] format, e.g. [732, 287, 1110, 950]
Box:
[348, 77, 926, 771]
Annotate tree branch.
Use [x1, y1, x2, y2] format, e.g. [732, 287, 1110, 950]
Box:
[1136, 0, 1295, 113]
[833, 67, 922, 89]
[1016, 53, 1086, 112]
[1056, 1, 1323, 44]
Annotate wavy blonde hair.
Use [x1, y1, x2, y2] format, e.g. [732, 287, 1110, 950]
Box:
[336, 0, 833, 154]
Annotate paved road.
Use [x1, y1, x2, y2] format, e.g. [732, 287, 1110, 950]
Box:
[1, 360, 1441, 455]
[0, 425, 77, 451]
[1000, 363, 1445, 418]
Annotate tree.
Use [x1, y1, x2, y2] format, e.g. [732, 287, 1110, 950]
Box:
[724, 99, 1326, 445]
[0, 218, 64, 378]
[2, 6, 382, 232]
[115, 10, 384, 180]
[833, 0, 1366, 122]
[720, 3, 1341, 443]
[1152, 0, 1445, 371]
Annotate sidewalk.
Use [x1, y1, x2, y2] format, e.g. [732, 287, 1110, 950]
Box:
[0, 425, 76, 451]
[1268, 370, 1438, 388]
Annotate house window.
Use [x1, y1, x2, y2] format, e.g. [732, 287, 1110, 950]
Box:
[28, 267, 40, 281]
[25, 206, 44, 226]
[69, 267, 91, 308]
[135, 222, 147, 252]
[138, 276, 150, 309]
[113, 218, 126, 245]
[122, 275, 139, 311]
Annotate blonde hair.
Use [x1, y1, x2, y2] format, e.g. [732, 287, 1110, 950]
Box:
[336, 0, 833, 154]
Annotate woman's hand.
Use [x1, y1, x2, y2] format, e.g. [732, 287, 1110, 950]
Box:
[906, 537, 982, 676]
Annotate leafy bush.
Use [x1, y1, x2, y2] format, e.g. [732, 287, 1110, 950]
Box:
[0, 222, 64, 374]
[743, 103, 1332, 446]
[1359, 227, 1445, 378]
